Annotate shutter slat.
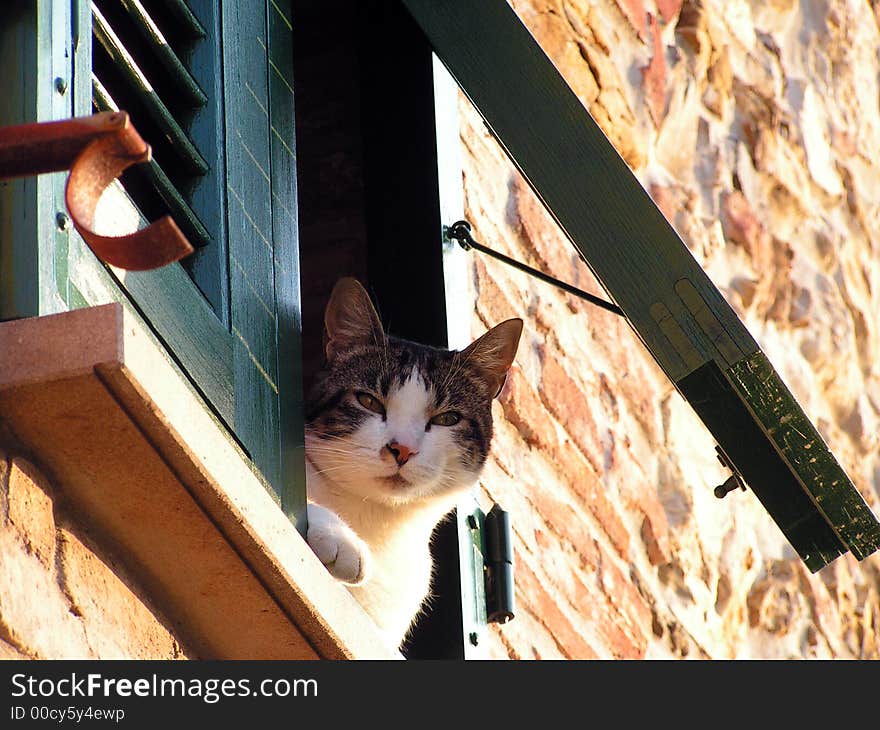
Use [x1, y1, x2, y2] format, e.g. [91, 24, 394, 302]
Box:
[93, 73, 211, 247]
[119, 0, 207, 108]
[92, 2, 208, 176]
[155, 0, 206, 39]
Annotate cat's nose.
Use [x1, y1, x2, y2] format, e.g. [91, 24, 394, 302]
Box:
[386, 441, 417, 466]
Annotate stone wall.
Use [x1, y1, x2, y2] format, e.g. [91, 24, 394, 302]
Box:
[0, 447, 190, 659]
[465, 0, 880, 658]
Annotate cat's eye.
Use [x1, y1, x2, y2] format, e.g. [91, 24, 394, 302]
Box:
[430, 411, 461, 427]
[355, 391, 385, 415]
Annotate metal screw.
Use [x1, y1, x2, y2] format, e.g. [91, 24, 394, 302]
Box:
[469, 632, 480, 646]
[56, 212, 70, 231]
[54, 77, 68, 95]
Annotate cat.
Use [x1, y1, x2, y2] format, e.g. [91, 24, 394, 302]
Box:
[304, 277, 522, 651]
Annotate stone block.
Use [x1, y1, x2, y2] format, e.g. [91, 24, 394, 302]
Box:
[7, 458, 56, 569]
[614, 0, 649, 39]
[0, 637, 27, 659]
[0, 528, 93, 658]
[57, 526, 187, 659]
[643, 14, 669, 126]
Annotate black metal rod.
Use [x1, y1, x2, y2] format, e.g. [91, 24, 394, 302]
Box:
[445, 220, 624, 317]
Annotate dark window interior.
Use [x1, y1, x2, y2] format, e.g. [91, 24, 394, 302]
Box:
[292, 0, 467, 658]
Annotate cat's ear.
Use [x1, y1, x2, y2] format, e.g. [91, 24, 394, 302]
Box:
[460, 318, 523, 398]
[324, 277, 385, 361]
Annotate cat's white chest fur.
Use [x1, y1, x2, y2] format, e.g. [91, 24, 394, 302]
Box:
[346, 505, 436, 646]
[306, 460, 451, 647]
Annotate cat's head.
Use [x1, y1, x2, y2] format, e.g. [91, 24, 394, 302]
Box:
[305, 277, 522, 507]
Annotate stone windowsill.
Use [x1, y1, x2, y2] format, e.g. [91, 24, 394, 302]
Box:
[0, 303, 400, 659]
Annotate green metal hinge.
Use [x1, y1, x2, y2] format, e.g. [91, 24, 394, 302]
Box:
[458, 500, 515, 658]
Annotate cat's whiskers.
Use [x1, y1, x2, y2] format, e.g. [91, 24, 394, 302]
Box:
[307, 444, 371, 457]
[310, 463, 371, 477]
[308, 432, 375, 449]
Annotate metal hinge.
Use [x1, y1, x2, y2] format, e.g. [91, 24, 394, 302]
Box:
[483, 504, 515, 624]
[460, 501, 516, 656]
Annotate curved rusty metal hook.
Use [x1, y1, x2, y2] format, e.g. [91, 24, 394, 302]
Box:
[0, 111, 193, 271]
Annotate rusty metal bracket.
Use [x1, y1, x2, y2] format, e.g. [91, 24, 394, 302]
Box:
[0, 111, 193, 271]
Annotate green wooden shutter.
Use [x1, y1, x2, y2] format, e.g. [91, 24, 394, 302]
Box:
[87, 0, 235, 424]
[219, 0, 305, 525]
[0, 0, 305, 529]
[402, 0, 880, 571]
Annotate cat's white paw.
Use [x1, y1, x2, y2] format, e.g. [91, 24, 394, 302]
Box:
[306, 503, 371, 585]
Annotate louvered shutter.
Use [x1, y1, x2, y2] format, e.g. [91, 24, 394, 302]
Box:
[0, 1, 306, 527]
[88, 0, 305, 524]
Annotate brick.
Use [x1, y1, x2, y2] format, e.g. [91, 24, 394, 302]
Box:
[614, 0, 649, 39]
[57, 526, 188, 659]
[570, 571, 647, 659]
[487, 429, 591, 559]
[515, 556, 600, 659]
[538, 355, 602, 471]
[650, 182, 678, 226]
[498, 366, 558, 451]
[514, 176, 577, 283]
[642, 14, 668, 126]
[474, 257, 522, 327]
[488, 609, 565, 660]
[0, 448, 8, 523]
[641, 511, 672, 566]
[594, 546, 654, 638]
[519, 533, 648, 658]
[656, 0, 683, 23]
[7, 458, 56, 569]
[521, 483, 602, 569]
[486, 625, 521, 660]
[551, 444, 631, 559]
[561, 523, 652, 645]
[478, 454, 537, 527]
[617, 462, 671, 566]
[613, 352, 665, 445]
[491, 394, 631, 560]
[457, 0, 880, 664]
